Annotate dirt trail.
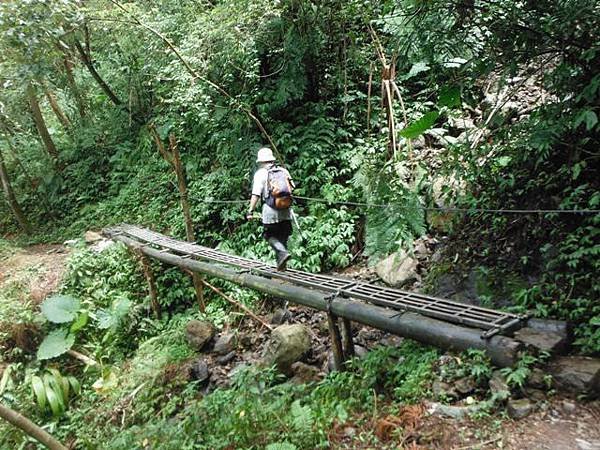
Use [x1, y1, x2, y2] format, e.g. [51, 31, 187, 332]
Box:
[0, 243, 69, 304]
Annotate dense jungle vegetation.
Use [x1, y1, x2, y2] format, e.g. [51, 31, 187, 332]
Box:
[1, 0, 599, 448]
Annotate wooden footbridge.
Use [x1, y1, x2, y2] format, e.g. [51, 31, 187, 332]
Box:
[104, 224, 533, 367]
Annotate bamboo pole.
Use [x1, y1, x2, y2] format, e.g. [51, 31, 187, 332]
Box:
[108, 233, 522, 367]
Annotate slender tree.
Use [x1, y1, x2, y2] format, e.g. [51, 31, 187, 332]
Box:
[42, 81, 71, 129]
[26, 83, 60, 163]
[149, 125, 205, 311]
[0, 146, 32, 234]
[73, 40, 123, 106]
[62, 53, 87, 118]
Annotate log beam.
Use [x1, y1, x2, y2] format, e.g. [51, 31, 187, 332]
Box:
[108, 234, 523, 367]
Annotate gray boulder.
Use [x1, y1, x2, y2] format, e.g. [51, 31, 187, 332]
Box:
[514, 327, 567, 354]
[489, 370, 510, 399]
[215, 351, 236, 365]
[262, 324, 311, 375]
[213, 332, 236, 355]
[426, 401, 482, 419]
[289, 362, 322, 385]
[548, 356, 600, 394]
[185, 320, 216, 351]
[190, 359, 210, 383]
[507, 398, 534, 419]
[375, 250, 418, 287]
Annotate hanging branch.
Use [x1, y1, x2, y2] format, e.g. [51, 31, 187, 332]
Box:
[41, 80, 72, 129]
[368, 24, 412, 161]
[61, 51, 87, 118]
[367, 61, 374, 136]
[0, 147, 32, 234]
[26, 82, 60, 163]
[108, 0, 281, 161]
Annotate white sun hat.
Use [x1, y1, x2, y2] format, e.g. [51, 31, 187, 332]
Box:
[256, 147, 275, 163]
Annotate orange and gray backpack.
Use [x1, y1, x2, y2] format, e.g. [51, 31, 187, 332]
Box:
[266, 166, 293, 210]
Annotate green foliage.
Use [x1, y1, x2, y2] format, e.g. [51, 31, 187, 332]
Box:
[36, 328, 75, 360]
[97, 340, 436, 450]
[40, 294, 80, 324]
[96, 296, 132, 330]
[439, 349, 493, 385]
[400, 111, 440, 139]
[500, 352, 546, 389]
[30, 368, 80, 417]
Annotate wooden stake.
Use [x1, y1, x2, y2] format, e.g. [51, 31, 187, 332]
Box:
[367, 61, 374, 137]
[138, 253, 161, 319]
[327, 312, 345, 371]
[149, 126, 205, 312]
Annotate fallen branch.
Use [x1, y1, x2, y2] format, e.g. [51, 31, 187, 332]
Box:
[0, 403, 67, 450]
[201, 277, 273, 331]
[67, 349, 98, 366]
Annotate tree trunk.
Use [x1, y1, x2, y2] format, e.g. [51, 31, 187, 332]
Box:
[63, 54, 87, 118]
[0, 403, 67, 450]
[74, 40, 123, 106]
[0, 148, 32, 234]
[168, 134, 205, 312]
[42, 82, 71, 129]
[0, 120, 56, 219]
[26, 83, 60, 164]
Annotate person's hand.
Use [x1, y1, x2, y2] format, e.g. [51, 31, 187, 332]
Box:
[246, 212, 255, 221]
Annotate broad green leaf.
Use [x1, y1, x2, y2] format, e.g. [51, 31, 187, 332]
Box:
[67, 376, 81, 395]
[585, 111, 598, 130]
[404, 61, 430, 80]
[37, 329, 75, 360]
[40, 295, 80, 324]
[574, 109, 598, 131]
[70, 311, 88, 332]
[31, 376, 46, 411]
[44, 384, 64, 417]
[438, 86, 461, 108]
[265, 444, 297, 450]
[97, 297, 132, 330]
[496, 156, 512, 167]
[400, 111, 440, 139]
[48, 368, 69, 401]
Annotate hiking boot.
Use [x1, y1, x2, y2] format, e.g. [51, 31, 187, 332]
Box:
[276, 251, 291, 271]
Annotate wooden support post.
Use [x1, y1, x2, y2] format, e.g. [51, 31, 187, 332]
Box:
[148, 125, 205, 312]
[138, 253, 161, 319]
[327, 312, 345, 371]
[340, 318, 355, 358]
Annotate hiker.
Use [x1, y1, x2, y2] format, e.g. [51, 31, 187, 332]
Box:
[247, 147, 294, 270]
